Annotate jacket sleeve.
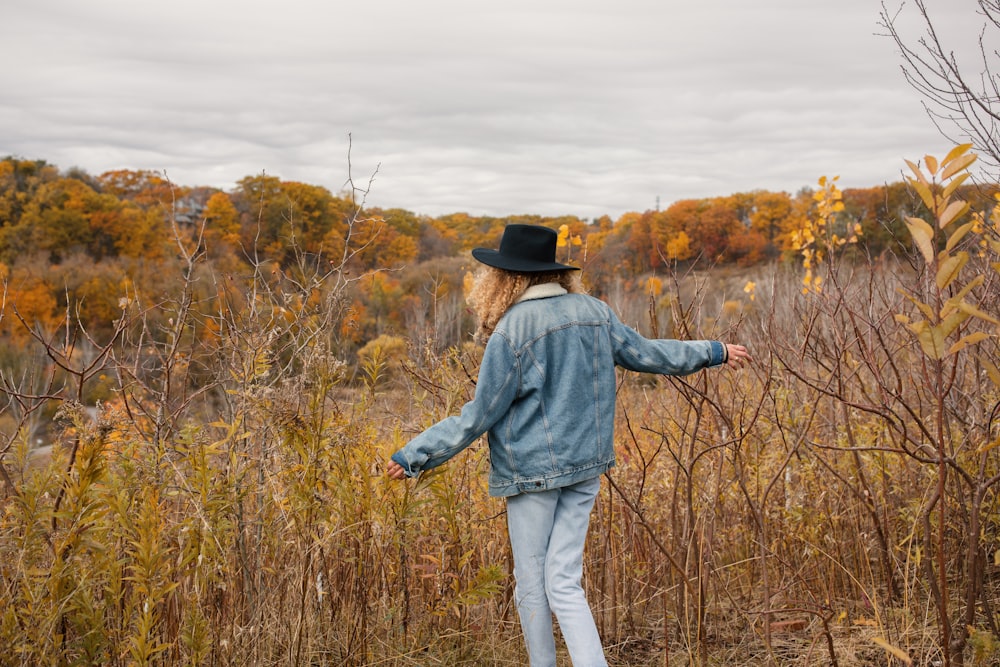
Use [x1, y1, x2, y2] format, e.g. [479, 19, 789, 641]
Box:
[390, 334, 519, 478]
[609, 309, 725, 375]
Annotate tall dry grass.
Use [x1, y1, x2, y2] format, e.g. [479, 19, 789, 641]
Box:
[1, 151, 998, 666]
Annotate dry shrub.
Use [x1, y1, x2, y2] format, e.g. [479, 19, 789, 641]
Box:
[0, 150, 998, 666]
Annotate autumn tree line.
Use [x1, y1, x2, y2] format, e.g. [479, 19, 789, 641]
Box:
[4, 155, 998, 354]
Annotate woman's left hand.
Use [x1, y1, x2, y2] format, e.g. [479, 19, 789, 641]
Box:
[386, 459, 407, 480]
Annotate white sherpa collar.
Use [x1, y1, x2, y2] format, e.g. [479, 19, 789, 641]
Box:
[516, 283, 567, 303]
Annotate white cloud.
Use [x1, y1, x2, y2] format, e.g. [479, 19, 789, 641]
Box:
[0, 0, 986, 219]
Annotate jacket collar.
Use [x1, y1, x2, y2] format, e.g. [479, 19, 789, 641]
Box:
[516, 282, 567, 303]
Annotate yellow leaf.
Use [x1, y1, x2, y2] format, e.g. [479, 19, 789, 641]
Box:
[942, 142, 973, 164]
[958, 300, 1000, 325]
[925, 155, 939, 175]
[945, 221, 976, 253]
[938, 200, 969, 229]
[937, 308, 970, 340]
[941, 152, 977, 181]
[942, 172, 970, 200]
[901, 290, 936, 321]
[911, 320, 946, 359]
[904, 216, 936, 264]
[906, 175, 935, 210]
[872, 637, 913, 665]
[947, 332, 990, 356]
[905, 159, 928, 185]
[936, 252, 968, 289]
[941, 280, 987, 323]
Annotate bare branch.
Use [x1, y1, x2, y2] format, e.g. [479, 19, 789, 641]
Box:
[879, 0, 1000, 175]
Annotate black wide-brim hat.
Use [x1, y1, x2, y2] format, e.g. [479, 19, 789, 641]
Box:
[471, 224, 579, 273]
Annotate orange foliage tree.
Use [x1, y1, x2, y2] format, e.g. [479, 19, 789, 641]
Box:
[97, 168, 177, 208]
[0, 267, 59, 341]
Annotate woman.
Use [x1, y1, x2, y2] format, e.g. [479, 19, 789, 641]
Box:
[387, 224, 750, 667]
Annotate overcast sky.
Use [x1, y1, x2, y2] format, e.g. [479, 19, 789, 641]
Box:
[0, 0, 986, 220]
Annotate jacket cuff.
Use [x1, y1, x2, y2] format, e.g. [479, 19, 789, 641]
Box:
[391, 450, 417, 477]
[711, 341, 726, 366]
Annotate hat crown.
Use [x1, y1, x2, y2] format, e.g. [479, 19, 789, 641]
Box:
[498, 224, 557, 264]
[471, 224, 579, 272]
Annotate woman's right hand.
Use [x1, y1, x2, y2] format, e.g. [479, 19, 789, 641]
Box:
[726, 344, 751, 369]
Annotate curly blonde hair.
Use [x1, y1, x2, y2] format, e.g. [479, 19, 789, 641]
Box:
[466, 267, 586, 339]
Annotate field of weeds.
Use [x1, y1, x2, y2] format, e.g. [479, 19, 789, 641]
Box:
[1, 152, 999, 666]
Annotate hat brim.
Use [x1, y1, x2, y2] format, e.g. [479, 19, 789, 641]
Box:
[472, 248, 579, 273]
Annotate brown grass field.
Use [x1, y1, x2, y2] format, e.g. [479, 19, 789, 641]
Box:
[1, 155, 999, 666]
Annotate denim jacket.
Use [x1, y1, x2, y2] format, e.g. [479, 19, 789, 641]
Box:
[390, 284, 727, 497]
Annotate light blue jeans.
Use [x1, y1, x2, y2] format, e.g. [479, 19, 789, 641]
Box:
[506, 475, 608, 667]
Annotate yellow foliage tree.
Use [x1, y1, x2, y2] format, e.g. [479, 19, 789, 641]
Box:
[894, 145, 998, 359]
[791, 176, 862, 294]
[749, 190, 793, 245]
[890, 144, 1000, 665]
[556, 223, 583, 263]
[202, 192, 241, 250]
[665, 231, 693, 261]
